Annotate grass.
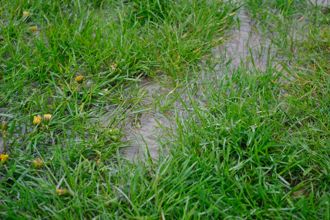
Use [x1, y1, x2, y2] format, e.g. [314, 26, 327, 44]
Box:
[0, 0, 329, 219]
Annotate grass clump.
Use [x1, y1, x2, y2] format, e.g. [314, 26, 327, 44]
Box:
[130, 0, 172, 24]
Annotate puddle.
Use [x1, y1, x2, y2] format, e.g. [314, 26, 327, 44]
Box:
[213, 9, 272, 72]
[122, 111, 172, 161]
[121, 78, 176, 162]
[121, 8, 274, 162]
[312, 0, 329, 6]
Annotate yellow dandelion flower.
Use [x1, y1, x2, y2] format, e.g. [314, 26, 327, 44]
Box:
[28, 25, 38, 32]
[43, 114, 52, 121]
[56, 188, 69, 196]
[23, 11, 30, 18]
[75, 75, 84, 83]
[0, 154, 9, 163]
[33, 115, 42, 125]
[32, 158, 44, 169]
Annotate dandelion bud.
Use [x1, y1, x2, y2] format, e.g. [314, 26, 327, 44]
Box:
[28, 26, 38, 32]
[23, 11, 30, 18]
[0, 154, 9, 163]
[43, 114, 52, 121]
[111, 63, 117, 71]
[56, 188, 69, 196]
[75, 75, 84, 84]
[32, 158, 44, 169]
[33, 115, 42, 125]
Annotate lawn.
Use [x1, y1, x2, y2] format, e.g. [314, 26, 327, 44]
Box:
[0, 0, 329, 219]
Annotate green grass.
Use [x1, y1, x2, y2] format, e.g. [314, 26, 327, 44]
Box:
[1, 0, 329, 219]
